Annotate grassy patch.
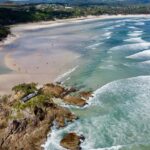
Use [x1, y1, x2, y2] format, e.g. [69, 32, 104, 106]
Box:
[12, 83, 37, 98]
[13, 94, 52, 111]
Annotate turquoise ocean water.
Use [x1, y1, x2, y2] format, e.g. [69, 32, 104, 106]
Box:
[43, 17, 150, 150]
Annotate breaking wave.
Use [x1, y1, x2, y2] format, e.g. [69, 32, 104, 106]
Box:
[126, 49, 150, 60]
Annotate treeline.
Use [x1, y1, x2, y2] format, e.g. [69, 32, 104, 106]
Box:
[0, 26, 10, 41]
[1, 4, 150, 26]
[0, 4, 150, 40]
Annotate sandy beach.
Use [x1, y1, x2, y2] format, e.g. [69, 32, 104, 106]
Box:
[0, 48, 80, 94]
[0, 14, 150, 95]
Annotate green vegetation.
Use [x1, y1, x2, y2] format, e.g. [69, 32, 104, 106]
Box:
[13, 94, 52, 110]
[11, 83, 53, 111]
[0, 26, 10, 41]
[0, 3, 150, 41]
[12, 83, 37, 98]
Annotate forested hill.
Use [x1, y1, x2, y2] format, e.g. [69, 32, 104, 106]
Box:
[1, 3, 150, 41]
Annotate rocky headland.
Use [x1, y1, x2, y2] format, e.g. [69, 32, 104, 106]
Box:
[0, 82, 92, 150]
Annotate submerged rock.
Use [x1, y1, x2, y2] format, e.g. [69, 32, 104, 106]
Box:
[63, 95, 87, 107]
[60, 132, 84, 150]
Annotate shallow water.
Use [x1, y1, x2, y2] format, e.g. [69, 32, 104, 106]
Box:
[42, 17, 150, 150]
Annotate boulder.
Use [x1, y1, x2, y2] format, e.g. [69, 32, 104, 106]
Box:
[79, 91, 93, 100]
[60, 132, 83, 150]
[42, 84, 65, 97]
[55, 115, 65, 128]
[60, 87, 77, 98]
[63, 95, 87, 107]
[53, 106, 77, 128]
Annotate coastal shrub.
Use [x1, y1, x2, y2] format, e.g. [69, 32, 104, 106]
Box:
[12, 83, 37, 97]
[0, 95, 10, 104]
[13, 94, 52, 110]
[0, 26, 10, 41]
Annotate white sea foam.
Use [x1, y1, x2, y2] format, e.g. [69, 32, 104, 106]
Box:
[90, 145, 123, 150]
[104, 32, 112, 39]
[54, 65, 78, 82]
[126, 49, 150, 59]
[91, 76, 150, 103]
[124, 37, 145, 43]
[134, 22, 145, 26]
[128, 31, 143, 37]
[104, 27, 114, 30]
[110, 43, 150, 52]
[99, 64, 115, 70]
[128, 26, 137, 29]
[114, 23, 125, 28]
[43, 128, 66, 150]
[104, 23, 123, 30]
[140, 60, 150, 64]
[86, 42, 102, 49]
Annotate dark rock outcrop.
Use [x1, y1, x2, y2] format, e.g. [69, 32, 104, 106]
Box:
[60, 132, 84, 150]
[42, 83, 65, 97]
[60, 87, 77, 98]
[63, 95, 87, 107]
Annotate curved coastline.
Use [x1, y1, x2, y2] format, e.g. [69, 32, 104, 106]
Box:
[0, 14, 150, 95]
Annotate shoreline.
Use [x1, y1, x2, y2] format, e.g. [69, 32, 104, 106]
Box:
[1, 14, 150, 46]
[0, 14, 150, 95]
[9, 14, 150, 31]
